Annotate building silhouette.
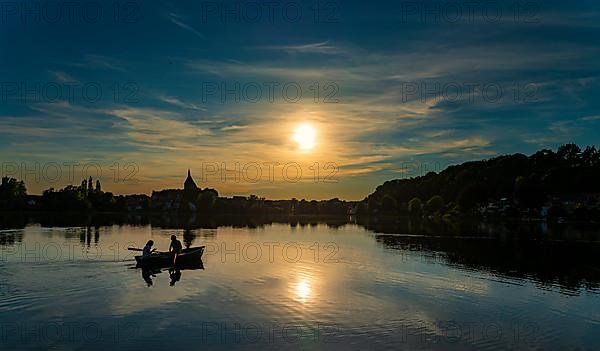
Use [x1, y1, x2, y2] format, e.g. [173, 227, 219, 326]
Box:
[151, 169, 200, 211]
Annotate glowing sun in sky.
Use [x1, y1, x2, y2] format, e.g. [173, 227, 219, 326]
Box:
[292, 123, 317, 151]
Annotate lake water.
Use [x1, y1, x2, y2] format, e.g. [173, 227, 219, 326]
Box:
[1, 218, 600, 350]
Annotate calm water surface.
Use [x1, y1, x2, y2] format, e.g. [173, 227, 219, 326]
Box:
[1, 221, 600, 350]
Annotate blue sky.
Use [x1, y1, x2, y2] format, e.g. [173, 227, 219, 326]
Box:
[1, 0, 600, 199]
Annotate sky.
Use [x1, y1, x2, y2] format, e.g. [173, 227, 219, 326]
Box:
[1, 0, 600, 200]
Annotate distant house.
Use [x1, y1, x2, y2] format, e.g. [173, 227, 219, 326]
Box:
[347, 204, 358, 216]
[151, 189, 182, 211]
[124, 195, 149, 212]
[150, 169, 200, 212]
[541, 206, 550, 218]
[480, 198, 515, 216]
[25, 195, 41, 209]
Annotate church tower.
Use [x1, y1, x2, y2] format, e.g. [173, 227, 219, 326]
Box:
[184, 169, 198, 192]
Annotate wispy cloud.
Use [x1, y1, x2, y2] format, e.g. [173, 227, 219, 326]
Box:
[67, 54, 126, 72]
[158, 95, 205, 111]
[169, 13, 204, 38]
[50, 70, 79, 84]
[186, 60, 365, 81]
[221, 125, 248, 131]
[257, 41, 340, 54]
[581, 115, 600, 121]
[109, 107, 211, 150]
[0, 116, 57, 137]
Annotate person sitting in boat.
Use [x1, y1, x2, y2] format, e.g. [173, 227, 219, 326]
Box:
[143, 240, 156, 259]
[169, 235, 182, 254]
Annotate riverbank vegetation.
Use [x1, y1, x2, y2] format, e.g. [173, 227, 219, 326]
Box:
[1, 144, 598, 222]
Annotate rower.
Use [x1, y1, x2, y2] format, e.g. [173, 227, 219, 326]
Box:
[169, 235, 183, 264]
[143, 240, 155, 259]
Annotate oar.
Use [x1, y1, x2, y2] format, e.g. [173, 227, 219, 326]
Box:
[128, 247, 159, 253]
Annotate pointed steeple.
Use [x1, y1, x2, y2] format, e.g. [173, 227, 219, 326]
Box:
[184, 168, 198, 191]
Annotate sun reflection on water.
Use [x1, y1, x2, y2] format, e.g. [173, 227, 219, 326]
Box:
[295, 280, 312, 302]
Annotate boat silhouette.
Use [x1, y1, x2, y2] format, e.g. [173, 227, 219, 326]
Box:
[134, 246, 205, 268]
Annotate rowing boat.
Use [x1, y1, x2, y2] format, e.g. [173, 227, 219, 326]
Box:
[134, 246, 205, 267]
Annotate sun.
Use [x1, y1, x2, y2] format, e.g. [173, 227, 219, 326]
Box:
[292, 123, 317, 151]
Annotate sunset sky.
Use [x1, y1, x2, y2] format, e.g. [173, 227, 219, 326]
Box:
[2, 0, 600, 200]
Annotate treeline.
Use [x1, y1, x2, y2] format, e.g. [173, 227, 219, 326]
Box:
[0, 176, 125, 212]
[364, 144, 600, 219]
[0, 176, 352, 215]
[3, 143, 600, 218]
[41, 177, 118, 211]
[0, 177, 27, 210]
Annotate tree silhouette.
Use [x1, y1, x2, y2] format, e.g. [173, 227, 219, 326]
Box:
[557, 143, 581, 165]
[408, 197, 422, 216]
[366, 144, 600, 215]
[81, 179, 87, 195]
[424, 195, 444, 215]
[0, 177, 27, 210]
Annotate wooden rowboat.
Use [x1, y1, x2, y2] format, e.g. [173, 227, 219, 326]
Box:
[135, 246, 205, 267]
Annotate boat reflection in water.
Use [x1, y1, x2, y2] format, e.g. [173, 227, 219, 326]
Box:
[138, 259, 204, 287]
[134, 245, 205, 287]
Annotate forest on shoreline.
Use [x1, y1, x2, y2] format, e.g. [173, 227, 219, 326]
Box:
[1, 144, 599, 221]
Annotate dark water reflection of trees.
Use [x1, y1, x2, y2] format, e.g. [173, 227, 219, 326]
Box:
[375, 234, 600, 293]
[363, 217, 600, 293]
[2, 213, 600, 293]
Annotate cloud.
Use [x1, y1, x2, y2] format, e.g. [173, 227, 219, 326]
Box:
[0, 116, 56, 137]
[50, 71, 79, 84]
[581, 115, 600, 121]
[185, 60, 365, 81]
[158, 95, 206, 111]
[66, 54, 126, 72]
[108, 107, 211, 150]
[169, 13, 204, 38]
[85, 55, 126, 72]
[423, 130, 454, 138]
[256, 41, 340, 54]
[373, 136, 492, 158]
[221, 125, 248, 131]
